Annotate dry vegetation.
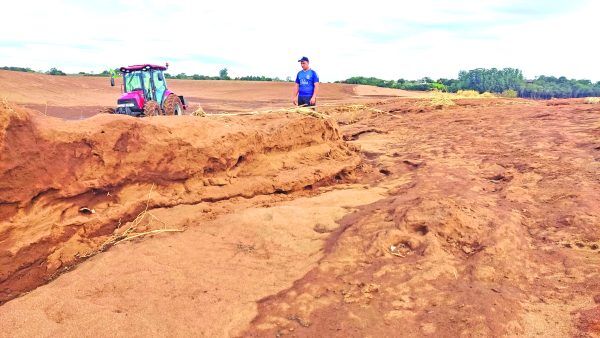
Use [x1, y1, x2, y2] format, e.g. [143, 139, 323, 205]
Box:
[429, 91, 457, 108]
[193, 106, 331, 119]
[82, 185, 184, 259]
[456, 90, 497, 98]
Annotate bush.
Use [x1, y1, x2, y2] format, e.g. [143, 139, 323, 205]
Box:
[501, 89, 518, 98]
[430, 82, 447, 91]
[584, 97, 600, 104]
[46, 68, 66, 76]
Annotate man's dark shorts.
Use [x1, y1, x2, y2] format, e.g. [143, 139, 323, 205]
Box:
[298, 95, 315, 106]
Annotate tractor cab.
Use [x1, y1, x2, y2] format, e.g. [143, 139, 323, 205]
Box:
[111, 64, 186, 116]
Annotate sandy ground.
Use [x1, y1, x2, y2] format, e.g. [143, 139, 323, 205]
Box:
[0, 71, 599, 337]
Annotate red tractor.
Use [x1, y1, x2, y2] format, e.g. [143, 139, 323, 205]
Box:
[110, 64, 187, 116]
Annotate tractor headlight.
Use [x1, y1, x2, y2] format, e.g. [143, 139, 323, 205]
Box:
[117, 99, 138, 110]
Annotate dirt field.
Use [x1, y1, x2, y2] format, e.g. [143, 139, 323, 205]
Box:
[0, 70, 420, 119]
[0, 71, 599, 337]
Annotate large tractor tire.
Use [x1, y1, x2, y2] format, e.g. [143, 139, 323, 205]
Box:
[143, 100, 161, 116]
[163, 94, 183, 116]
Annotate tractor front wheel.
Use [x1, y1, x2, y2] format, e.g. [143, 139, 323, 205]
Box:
[163, 94, 183, 116]
[144, 100, 161, 117]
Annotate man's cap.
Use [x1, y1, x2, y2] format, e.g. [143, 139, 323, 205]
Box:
[298, 56, 309, 62]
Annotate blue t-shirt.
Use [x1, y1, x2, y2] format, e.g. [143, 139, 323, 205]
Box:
[295, 69, 319, 96]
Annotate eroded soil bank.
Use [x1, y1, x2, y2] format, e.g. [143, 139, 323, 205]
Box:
[0, 102, 360, 304]
[0, 98, 599, 337]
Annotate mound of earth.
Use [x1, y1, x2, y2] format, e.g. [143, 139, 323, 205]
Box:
[0, 101, 360, 304]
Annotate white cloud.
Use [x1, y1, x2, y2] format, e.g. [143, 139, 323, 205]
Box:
[0, 0, 598, 81]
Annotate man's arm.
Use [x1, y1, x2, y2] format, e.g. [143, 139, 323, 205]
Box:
[292, 83, 299, 105]
[310, 82, 319, 105]
[292, 73, 300, 105]
[310, 71, 320, 105]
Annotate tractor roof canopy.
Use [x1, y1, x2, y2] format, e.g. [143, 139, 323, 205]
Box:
[120, 64, 167, 73]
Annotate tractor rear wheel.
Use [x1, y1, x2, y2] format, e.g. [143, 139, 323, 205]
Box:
[163, 94, 183, 116]
[144, 100, 161, 116]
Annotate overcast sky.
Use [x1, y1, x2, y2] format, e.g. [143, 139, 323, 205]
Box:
[1, 0, 598, 82]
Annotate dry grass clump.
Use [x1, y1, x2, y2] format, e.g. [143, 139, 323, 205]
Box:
[193, 103, 387, 120]
[263, 106, 330, 119]
[290, 107, 330, 118]
[456, 90, 481, 98]
[191, 106, 206, 116]
[316, 103, 386, 124]
[455, 90, 497, 99]
[320, 103, 383, 114]
[501, 89, 519, 98]
[584, 97, 600, 104]
[429, 92, 456, 108]
[202, 106, 331, 119]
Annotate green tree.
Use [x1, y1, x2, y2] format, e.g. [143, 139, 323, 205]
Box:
[219, 68, 230, 80]
[46, 67, 66, 76]
[456, 68, 524, 93]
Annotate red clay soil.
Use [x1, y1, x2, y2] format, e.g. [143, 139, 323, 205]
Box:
[0, 95, 599, 337]
[243, 98, 600, 337]
[0, 100, 360, 304]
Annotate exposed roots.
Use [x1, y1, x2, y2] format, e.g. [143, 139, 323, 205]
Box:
[82, 184, 184, 258]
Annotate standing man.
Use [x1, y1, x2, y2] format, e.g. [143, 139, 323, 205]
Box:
[293, 56, 320, 106]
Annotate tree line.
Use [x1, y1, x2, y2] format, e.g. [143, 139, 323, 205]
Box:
[2, 66, 289, 82]
[339, 76, 444, 91]
[1, 66, 67, 76]
[4, 65, 599, 98]
[163, 68, 290, 82]
[340, 68, 600, 99]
